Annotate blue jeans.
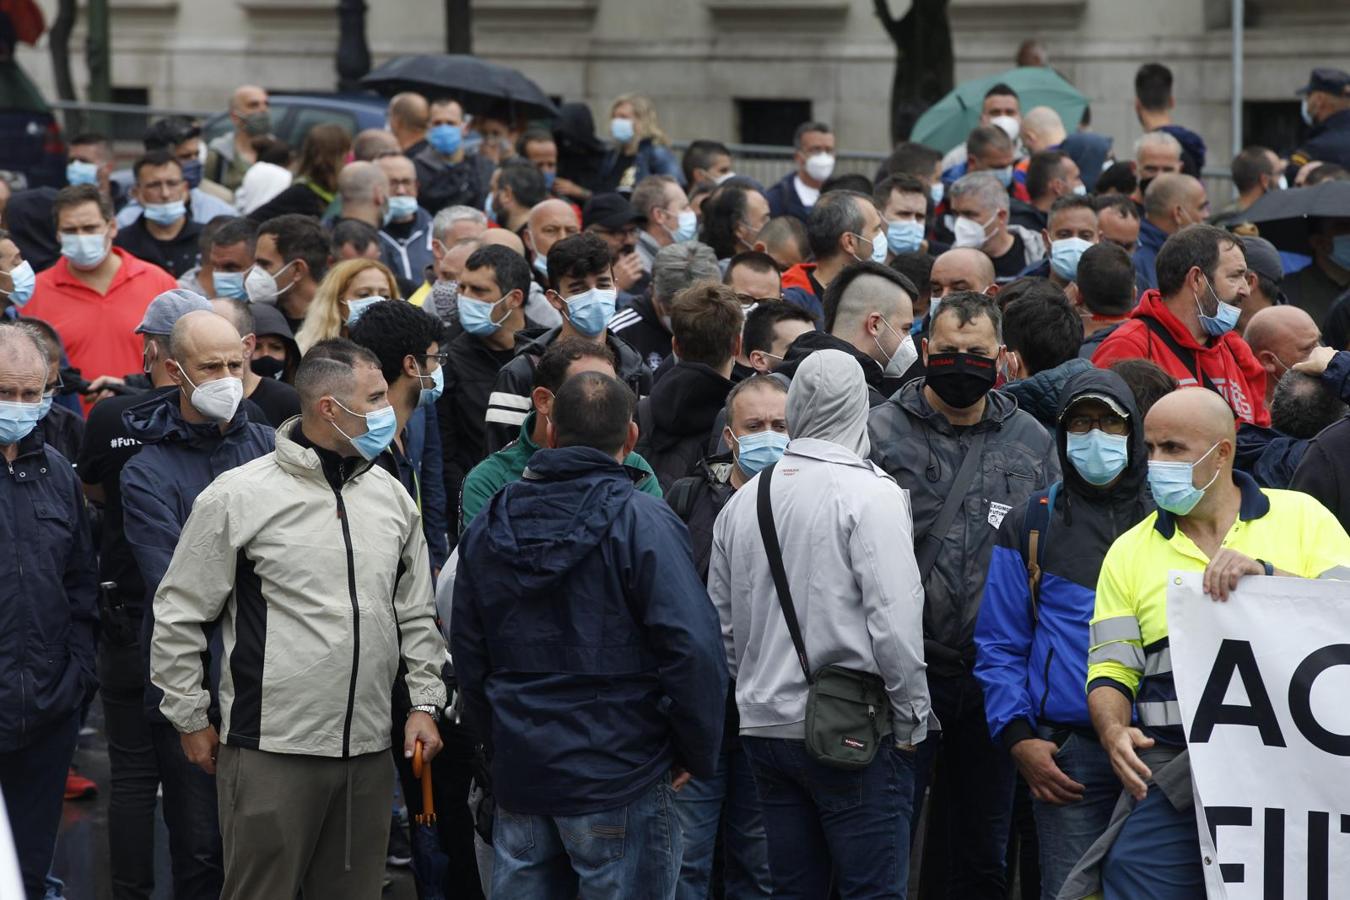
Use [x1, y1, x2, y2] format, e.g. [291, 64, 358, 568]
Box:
[911, 671, 1016, 899]
[0, 714, 79, 900]
[742, 737, 915, 900]
[148, 722, 223, 899]
[492, 775, 683, 899]
[674, 740, 771, 899]
[1032, 731, 1118, 900]
[1101, 784, 1204, 899]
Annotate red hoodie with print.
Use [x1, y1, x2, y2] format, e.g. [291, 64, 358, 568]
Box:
[1091, 289, 1270, 426]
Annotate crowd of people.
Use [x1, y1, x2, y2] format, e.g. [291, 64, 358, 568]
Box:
[0, 49, 1349, 900]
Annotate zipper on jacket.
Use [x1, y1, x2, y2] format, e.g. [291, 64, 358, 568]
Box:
[334, 488, 360, 759]
[1037, 647, 1055, 719]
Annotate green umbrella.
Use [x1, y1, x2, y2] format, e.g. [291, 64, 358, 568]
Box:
[911, 67, 1088, 155]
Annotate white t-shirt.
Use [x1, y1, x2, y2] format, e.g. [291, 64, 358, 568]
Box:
[793, 175, 821, 209]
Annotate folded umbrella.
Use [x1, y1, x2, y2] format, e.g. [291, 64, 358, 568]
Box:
[1241, 180, 1350, 256]
[911, 67, 1088, 155]
[361, 54, 558, 119]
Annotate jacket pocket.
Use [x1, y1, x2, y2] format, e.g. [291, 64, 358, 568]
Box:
[31, 500, 73, 572]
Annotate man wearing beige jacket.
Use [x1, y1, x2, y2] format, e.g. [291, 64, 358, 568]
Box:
[150, 337, 447, 899]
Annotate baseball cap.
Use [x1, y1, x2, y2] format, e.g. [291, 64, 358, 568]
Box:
[582, 193, 640, 231]
[134, 288, 213, 336]
[1296, 68, 1350, 97]
[1061, 392, 1128, 420]
[1239, 236, 1284, 284]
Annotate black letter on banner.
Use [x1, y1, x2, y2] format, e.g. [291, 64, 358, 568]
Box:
[1264, 808, 1284, 899]
[1189, 640, 1286, 747]
[1289, 645, 1350, 756]
[1205, 806, 1251, 884]
[1308, 811, 1329, 900]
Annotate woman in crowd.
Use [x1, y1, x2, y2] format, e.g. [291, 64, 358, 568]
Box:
[295, 258, 401, 353]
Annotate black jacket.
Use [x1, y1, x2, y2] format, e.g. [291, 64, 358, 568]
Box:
[1291, 108, 1350, 173]
[764, 170, 812, 223]
[664, 454, 735, 582]
[484, 327, 652, 454]
[608, 292, 671, 373]
[1289, 350, 1350, 529]
[0, 431, 99, 750]
[114, 215, 203, 279]
[775, 331, 913, 407]
[635, 361, 733, 492]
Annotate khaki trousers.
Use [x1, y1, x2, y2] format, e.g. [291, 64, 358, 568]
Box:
[216, 743, 394, 899]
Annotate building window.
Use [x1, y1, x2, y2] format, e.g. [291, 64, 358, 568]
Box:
[1243, 101, 1303, 161]
[736, 99, 813, 147]
[111, 87, 150, 143]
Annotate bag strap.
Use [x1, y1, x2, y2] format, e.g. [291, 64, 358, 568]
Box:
[915, 429, 989, 581]
[1022, 480, 1060, 624]
[1141, 315, 1219, 394]
[756, 465, 812, 682]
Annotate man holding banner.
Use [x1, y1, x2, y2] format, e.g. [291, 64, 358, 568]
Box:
[1064, 387, 1350, 898]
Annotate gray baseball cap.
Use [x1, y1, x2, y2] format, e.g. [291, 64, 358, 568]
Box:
[135, 288, 213, 336]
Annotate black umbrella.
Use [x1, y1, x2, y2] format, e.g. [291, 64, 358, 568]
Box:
[1242, 180, 1350, 256]
[360, 54, 559, 119]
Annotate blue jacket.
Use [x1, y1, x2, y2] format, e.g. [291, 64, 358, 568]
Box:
[1001, 358, 1095, 431]
[1133, 217, 1168, 294]
[403, 403, 449, 568]
[764, 171, 813, 223]
[119, 390, 275, 721]
[974, 369, 1153, 749]
[452, 445, 726, 816]
[603, 140, 684, 191]
[0, 430, 99, 751]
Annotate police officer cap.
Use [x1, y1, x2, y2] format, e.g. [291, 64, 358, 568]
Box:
[1296, 68, 1350, 97]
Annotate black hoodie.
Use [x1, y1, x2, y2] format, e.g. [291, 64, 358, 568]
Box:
[774, 331, 919, 406]
[636, 361, 732, 491]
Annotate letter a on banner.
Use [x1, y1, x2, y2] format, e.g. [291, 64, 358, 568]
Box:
[1170, 572, 1350, 899]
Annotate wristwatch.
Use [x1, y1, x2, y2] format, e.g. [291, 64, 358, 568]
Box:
[1256, 558, 1274, 577]
[409, 704, 442, 723]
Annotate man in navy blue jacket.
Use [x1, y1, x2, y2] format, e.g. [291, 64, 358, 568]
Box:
[0, 324, 99, 900]
[973, 368, 1153, 898]
[452, 370, 726, 898]
[120, 309, 275, 899]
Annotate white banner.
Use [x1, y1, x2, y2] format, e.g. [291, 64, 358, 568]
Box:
[1169, 572, 1350, 900]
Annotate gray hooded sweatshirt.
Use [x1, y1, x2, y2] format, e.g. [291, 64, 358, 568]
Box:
[709, 350, 932, 744]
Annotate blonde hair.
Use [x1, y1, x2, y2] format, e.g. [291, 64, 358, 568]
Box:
[611, 94, 669, 148]
[295, 258, 401, 354]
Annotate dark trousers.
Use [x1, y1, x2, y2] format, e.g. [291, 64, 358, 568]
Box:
[149, 722, 223, 898]
[744, 737, 916, 900]
[910, 671, 1016, 900]
[99, 637, 158, 900]
[0, 714, 80, 900]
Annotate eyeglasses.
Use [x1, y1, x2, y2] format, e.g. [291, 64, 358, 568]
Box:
[736, 294, 781, 306]
[45, 373, 64, 395]
[1063, 414, 1129, 435]
[421, 352, 450, 366]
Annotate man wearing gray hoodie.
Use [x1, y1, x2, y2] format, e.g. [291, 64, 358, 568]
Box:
[709, 348, 930, 899]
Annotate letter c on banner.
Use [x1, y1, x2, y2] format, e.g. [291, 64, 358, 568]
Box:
[1288, 644, 1350, 757]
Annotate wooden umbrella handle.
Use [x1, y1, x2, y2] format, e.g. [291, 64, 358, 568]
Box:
[413, 739, 437, 824]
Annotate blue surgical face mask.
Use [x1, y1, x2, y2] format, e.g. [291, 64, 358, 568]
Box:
[868, 231, 888, 263]
[1065, 429, 1129, 486]
[1050, 237, 1094, 282]
[1147, 441, 1221, 515]
[543, 171, 557, 191]
[991, 166, 1014, 189]
[459, 295, 509, 336]
[2, 260, 35, 308]
[484, 192, 496, 223]
[0, 399, 42, 445]
[211, 270, 248, 301]
[331, 400, 397, 460]
[531, 253, 549, 279]
[416, 362, 444, 407]
[1195, 276, 1240, 337]
[562, 287, 618, 337]
[181, 158, 204, 190]
[38, 392, 54, 420]
[733, 429, 789, 477]
[387, 195, 419, 222]
[346, 296, 385, 326]
[670, 209, 698, 243]
[66, 160, 99, 186]
[429, 124, 462, 156]
[1330, 234, 1350, 271]
[887, 220, 924, 256]
[60, 232, 110, 270]
[930, 182, 944, 206]
[143, 201, 187, 226]
[610, 117, 635, 144]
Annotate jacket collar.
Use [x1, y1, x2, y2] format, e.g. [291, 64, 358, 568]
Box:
[896, 378, 1017, 434]
[275, 417, 373, 490]
[5, 428, 51, 479]
[1152, 469, 1270, 539]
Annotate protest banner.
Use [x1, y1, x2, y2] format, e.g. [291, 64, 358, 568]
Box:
[1170, 571, 1350, 900]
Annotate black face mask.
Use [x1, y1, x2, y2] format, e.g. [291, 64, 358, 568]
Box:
[1137, 176, 1154, 197]
[251, 355, 286, 380]
[925, 351, 997, 409]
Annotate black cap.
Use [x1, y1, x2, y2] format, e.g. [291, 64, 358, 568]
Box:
[582, 193, 640, 231]
[1296, 68, 1350, 97]
[143, 115, 202, 151]
[1239, 236, 1283, 284]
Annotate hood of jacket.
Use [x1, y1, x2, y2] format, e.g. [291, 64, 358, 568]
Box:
[1002, 357, 1095, 426]
[776, 330, 888, 395]
[1053, 367, 1150, 504]
[647, 361, 733, 449]
[787, 348, 871, 458]
[479, 445, 639, 596]
[122, 386, 251, 448]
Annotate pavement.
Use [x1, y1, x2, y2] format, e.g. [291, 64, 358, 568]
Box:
[51, 699, 419, 899]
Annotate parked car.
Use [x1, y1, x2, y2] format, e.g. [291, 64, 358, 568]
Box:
[0, 59, 65, 189]
[201, 92, 388, 149]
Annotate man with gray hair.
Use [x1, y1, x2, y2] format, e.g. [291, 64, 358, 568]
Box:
[150, 337, 446, 898]
[0, 324, 99, 899]
[376, 153, 435, 297]
[1131, 130, 1184, 204]
[781, 190, 886, 325]
[611, 240, 720, 371]
[1135, 172, 1209, 291]
[632, 175, 696, 274]
[949, 171, 1046, 282]
[408, 205, 488, 308]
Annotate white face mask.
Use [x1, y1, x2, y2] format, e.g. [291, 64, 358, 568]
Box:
[875, 318, 917, 377]
[178, 366, 244, 422]
[244, 261, 297, 305]
[804, 152, 835, 182]
[952, 213, 995, 249]
[989, 115, 1020, 142]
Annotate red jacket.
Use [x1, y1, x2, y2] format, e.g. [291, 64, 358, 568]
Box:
[1091, 289, 1269, 426]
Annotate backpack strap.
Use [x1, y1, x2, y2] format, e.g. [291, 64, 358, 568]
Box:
[1021, 481, 1061, 624]
[664, 476, 698, 522]
[1140, 315, 1219, 395]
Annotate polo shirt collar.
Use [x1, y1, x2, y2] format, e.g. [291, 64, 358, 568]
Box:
[1153, 469, 1270, 538]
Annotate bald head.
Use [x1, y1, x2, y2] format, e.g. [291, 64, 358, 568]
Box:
[389, 92, 429, 130]
[1021, 106, 1067, 153]
[930, 248, 996, 299]
[230, 85, 267, 116]
[1145, 387, 1237, 475]
[170, 310, 242, 363]
[1145, 174, 1207, 232]
[338, 161, 390, 205]
[529, 198, 576, 230]
[1245, 305, 1319, 357]
[832, 273, 912, 335]
[352, 128, 400, 162]
[481, 227, 526, 258]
